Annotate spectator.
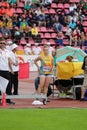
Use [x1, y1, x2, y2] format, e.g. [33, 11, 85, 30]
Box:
[53, 20, 63, 32]
[24, 43, 32, 55]
[20, 19, 28, 31]
[1, 25, 11, 39]
[76, 20, 84, 32]
[47, 42, 55, 56]
[24, 0, 31, 10]
[31, 23, 40, 41]
[84, 46, 87, 54]
[65, 25, 72, 41]
[80, 32, 85, 48]
[55, 31, 63, 46]
[38, 14, 46, 27]
[32, 42, 42, 55]
[70, 30, 77, 46]
[69, 19, 76, 30]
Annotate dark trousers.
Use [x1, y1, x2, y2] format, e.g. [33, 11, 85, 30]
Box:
[10, 72, 18, 95]
[0, 70, 12, 95]
[0, 70, 12, 103]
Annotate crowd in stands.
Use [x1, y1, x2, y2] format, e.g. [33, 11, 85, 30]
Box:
[0, 0, 87, 54]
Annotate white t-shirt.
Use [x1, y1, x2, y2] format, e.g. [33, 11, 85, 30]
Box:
[32, 46, 42, 55]
[24, 47, 32, 55]
[0, 48, 10, 71]
[49, 46, 54, 55]
[10, 51, 19, 72]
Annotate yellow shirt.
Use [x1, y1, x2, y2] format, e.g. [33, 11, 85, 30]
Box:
[40, 54, 53, 74]
[7, 21, 13, 29]
[31, 27, 38, 35]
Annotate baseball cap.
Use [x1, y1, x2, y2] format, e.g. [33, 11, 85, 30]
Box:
[35, 43, 38, 46]
[11, 44, 18, 50]
[26, 44, 31, 47]
[47, 42, 50, 45]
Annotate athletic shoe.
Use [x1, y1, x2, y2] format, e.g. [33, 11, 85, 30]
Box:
[80, 98, 86, 101]
[43, 99, 47, 105]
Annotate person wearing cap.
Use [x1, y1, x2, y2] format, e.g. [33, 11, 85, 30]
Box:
[0, 39, 15, 104]
[32, 43, 42, 55]
[24, 43, 32, 55]
[10, 44, 19, 95]
[34, 44, 54, 105]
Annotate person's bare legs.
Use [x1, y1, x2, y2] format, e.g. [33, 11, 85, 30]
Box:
[37, 75, 45, 94]
[81, 87, 86, 99]
[43, 76, 52, 95]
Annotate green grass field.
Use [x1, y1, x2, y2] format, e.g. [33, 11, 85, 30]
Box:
[0, 108, 87, 130]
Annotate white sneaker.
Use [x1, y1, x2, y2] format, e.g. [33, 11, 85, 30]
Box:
[32, 100, 43, 105]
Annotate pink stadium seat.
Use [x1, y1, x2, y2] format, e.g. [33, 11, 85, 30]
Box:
[62, 26, 67, 33]
[51, 3, 58, 8]
[17, 45, 24, 50]
[17, 2, 24, 8]
[57, 3, 64, 9]
[49, 39, 56, 45]
[82, 21, 87, 27]
[44, 9, 49, 14]
[48, 28, 54, 32]
[63, 40, 69, 45]
[10, 8, 16, 13]
[0, 2, 2, 6]
[74, 0, 80, 2]
[84, 27, 87, 33]
[82, 46, 86, 51]
[51, 33, 57, 38]
[40, 27, 47, 32]
[0, 33, 2, 38]
[20, 38, 26, 45]
[69, 0, 75, 2]
[49, 9, 56, 14]
[65, 9, 69, 14]
[28, 39, 34, 45]
[44, 33, 51, 38]
[16, 8, 23, 13]
[39, 33, 44, 38]
[42, 39, 48, 44]
[64, 3, 70, 9]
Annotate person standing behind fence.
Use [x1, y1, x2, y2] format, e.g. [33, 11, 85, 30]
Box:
[10, 44, 19, 95]
[80, 56, 87, 101]
[34, 44, 54, 105]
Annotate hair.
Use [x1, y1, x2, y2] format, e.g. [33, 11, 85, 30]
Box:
[66, 56, 73, 62]
[82, 56, 87, 70]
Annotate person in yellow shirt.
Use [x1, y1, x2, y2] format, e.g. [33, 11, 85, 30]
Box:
[7, 18, 13, 29]
[31, 23, 41, 42]
[34, 44, 54, 105]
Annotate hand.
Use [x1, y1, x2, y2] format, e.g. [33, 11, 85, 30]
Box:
[11, 70, 14, 75]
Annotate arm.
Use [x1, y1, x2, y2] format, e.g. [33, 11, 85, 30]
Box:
[8, 57, 14, 75]
[34, 56, 42, 72]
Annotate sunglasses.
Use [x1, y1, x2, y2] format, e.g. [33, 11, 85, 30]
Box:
[0, 42, 6, 44]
